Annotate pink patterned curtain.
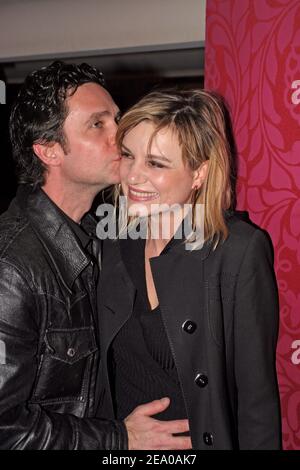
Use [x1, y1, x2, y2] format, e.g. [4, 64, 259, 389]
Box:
[205, 0, 300, 450]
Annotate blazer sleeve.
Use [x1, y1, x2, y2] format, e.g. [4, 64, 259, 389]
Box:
[233, 229, 282, 449]
[0, 260, 128, 450]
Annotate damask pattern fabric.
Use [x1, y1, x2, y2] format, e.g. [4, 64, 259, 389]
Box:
[205, 0, 300, 450]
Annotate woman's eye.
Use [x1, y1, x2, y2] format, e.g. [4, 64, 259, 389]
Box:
[121, 152, 133, 159]
[148, 160, 165, 169]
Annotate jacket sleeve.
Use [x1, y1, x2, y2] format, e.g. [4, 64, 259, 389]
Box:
[234, 229, 282, 449]
[0, 260, 128, 450]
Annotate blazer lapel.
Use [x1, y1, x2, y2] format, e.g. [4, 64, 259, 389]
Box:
[149, 246, 207, 340]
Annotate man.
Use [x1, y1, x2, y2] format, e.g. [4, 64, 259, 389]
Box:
[0, 61, 190, 449]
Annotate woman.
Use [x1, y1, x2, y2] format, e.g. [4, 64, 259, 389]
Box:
[97, 89, 281, 449]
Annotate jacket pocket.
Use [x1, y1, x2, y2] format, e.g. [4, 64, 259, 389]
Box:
[31, 327, 98, 403]
[45, 328, 97, 365]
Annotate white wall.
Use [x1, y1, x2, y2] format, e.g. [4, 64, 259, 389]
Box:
[0, 0, 206, 61]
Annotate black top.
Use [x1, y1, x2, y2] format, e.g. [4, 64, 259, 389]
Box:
[65, 214, 92, 249]
[110, 236, 187, 421]
[39, 188, 94, 249]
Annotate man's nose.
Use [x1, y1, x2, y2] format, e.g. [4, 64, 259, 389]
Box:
[108, 121, 118, 148]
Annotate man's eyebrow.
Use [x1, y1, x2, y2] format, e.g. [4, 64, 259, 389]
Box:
[86, 110, 117, 124]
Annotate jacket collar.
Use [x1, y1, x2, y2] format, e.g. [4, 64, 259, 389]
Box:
[17, 185, 96, 290]
[120, 218, 213, 261]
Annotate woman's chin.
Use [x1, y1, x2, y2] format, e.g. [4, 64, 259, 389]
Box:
[128, 202, 151, 218]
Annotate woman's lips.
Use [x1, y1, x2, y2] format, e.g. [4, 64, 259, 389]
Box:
[127, 186, 159, 202]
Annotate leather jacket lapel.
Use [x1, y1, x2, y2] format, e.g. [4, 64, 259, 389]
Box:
[17, 185, 93, 290]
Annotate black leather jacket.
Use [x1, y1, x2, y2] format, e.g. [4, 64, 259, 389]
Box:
[0, 185, 127, 449]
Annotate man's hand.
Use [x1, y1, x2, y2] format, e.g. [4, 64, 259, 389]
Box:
[124, 397, 192, 450]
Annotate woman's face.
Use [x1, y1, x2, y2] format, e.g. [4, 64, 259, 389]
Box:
[120, 121, 200, 217]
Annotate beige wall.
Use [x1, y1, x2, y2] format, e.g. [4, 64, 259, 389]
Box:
[0, 0, 206, 61]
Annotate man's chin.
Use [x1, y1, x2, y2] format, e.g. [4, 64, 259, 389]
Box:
[108, 171, 121, 186]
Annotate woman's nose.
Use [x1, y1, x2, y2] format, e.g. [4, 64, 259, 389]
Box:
[127, 161, 147, 184]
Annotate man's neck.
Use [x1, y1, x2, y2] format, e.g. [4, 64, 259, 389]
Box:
[42, 180, 102, 223]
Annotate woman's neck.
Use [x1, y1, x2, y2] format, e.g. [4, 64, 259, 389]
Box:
[145, 237, 168, 257]
[145, 208, 186, 256]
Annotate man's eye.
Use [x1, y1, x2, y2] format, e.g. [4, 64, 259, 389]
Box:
[93, 121, 103, 128]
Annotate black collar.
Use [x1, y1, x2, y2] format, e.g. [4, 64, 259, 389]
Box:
[54, 203, 92, 250]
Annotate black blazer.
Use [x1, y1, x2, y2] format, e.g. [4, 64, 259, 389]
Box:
[97, 212, 281, 449]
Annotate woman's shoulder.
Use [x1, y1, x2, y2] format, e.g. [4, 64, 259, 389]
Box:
[222, 210, 274, 259]
[225, 210, 265, 237]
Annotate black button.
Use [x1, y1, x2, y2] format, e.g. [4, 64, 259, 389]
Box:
[203, 432, 213, 446]
[182, 320, 197, 334]
[195, 373, 208, 388]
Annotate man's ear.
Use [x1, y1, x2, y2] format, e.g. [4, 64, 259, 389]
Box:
[192, 161, 209, 190]
[33, 142, 63, 167]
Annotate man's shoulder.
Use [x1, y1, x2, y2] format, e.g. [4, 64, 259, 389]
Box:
[0, 202, 42, 267]
[0, 200, 27, 249]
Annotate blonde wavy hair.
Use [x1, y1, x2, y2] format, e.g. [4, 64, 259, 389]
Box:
[115, 89, 234, 247]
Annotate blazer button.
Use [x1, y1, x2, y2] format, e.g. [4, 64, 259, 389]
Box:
[182, 320, 197, 334]
[203, 432, 213, 446]
[195, 373, 208, 388]
[67, 348, 76, 358]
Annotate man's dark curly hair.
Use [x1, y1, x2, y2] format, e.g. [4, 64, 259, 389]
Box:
[9, 60, 106, 187]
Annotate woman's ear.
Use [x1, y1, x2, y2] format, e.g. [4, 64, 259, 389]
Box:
[192, 161, 209, 190]
[33, 141, 64, 168]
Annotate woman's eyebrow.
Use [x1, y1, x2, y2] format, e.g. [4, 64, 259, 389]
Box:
[121, 144, 133, 154]
[121, 145, 171, 163]
[147, 153, 171, 163]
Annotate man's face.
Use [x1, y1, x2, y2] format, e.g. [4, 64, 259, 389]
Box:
[59, 82, 121, 190]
